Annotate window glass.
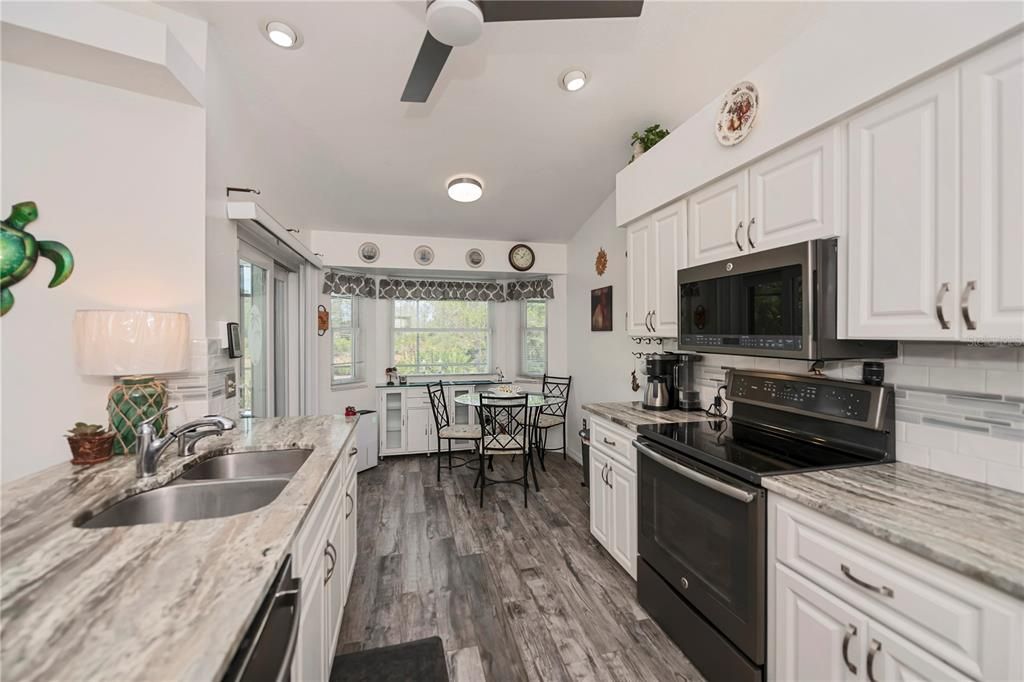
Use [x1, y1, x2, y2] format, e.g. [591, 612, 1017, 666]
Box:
[522, 299, 547, 377]
[331, 295, 358, 384]
[391, 300, 491, 375]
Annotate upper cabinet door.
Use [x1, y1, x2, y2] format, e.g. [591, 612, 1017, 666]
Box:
[961, 35, 1024, 343]
[749, 127, 840, 251]
[626, 217, 653, 335]
[687, 170, 749, 266]
[651, 199, 686, 337]
[846, 69, 959, 339]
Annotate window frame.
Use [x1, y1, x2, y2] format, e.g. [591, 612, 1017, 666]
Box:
[389, 299, 493, 376]
[330, 294, 360, 387]
[520, 298, 548, 379]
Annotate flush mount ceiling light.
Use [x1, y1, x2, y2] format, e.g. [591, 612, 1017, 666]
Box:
[560, 69, 588, 92]
[265, 21, 300, 49]
[447, 177, 483, 203]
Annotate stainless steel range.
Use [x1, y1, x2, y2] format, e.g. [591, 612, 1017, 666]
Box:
[633, 369, 895, 682]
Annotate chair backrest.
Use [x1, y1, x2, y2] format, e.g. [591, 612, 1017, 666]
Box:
[478, 393, 531, 454]
[541, 374, 572, 417]
[426, 381, 449, 431]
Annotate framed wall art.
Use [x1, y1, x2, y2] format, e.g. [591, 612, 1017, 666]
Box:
[591, 286, 613, 332]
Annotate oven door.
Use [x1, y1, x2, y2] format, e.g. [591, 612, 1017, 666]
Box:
[636, 438, 766, 663]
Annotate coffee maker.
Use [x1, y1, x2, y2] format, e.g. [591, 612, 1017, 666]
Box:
[643, 353, 680, 411]
[674, 354, 703, 411]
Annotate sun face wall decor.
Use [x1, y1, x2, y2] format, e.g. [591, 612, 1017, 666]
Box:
[595, 247, 608, 276]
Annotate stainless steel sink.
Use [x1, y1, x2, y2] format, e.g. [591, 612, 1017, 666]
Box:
[76, 478, 288, 529]
[179, 449, 312, 481]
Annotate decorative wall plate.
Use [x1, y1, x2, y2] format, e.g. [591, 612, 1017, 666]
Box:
[509, 243, 536, 272]
[465, 248, 485, 268]
[716, 81, 759, 146]
[595, 247, 608, 276]
[357, 241, 380, 263]
[413, 244, 435, 266]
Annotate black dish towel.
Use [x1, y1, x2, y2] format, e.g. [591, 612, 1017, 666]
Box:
[330, 637, 449, 682]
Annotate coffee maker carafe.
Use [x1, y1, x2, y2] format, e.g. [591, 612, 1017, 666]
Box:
[674, 354, 703, 411]
[643, 353, 680, 411]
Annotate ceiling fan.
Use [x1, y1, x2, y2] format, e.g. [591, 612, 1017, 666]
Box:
[401, 0, 644, 102]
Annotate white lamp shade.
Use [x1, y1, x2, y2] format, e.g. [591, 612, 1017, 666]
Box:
[73, 310, 190, 376]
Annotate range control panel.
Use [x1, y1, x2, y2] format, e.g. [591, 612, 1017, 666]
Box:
[728, 371, 878, 424]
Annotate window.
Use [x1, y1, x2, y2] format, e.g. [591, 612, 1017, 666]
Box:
[391, 300, 491, 375]
[521, 299, 547, 377]
[331, 295, 359, 385]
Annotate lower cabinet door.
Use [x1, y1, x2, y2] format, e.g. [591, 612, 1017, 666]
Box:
[295, 551, 326, 682]
[343, 473, 358, 598]
[589, 449, 610, 548]
[774, 565, 866, 682]
[324, 496, 345, 657]
[405, 407, 430, 454]
[866, 621, 965, 682]
[607, 463, 637, 578]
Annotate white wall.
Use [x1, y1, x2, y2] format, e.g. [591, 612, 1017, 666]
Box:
[564, 194, 641, 461]
[0, 60, 206, 482]
[616, 2, 1024, 225]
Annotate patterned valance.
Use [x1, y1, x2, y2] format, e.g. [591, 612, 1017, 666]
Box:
[323, 271, 377, 297]
[506, 278, 555, 300]
[377, 279, 506, 302]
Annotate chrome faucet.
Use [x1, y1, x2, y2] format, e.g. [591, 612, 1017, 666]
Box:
[136, 407, 236, 478]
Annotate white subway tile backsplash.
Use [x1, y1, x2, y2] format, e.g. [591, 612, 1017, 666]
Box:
[883, 362, 929, 387]
[928, 449, 987, 484]
[956, 432, 1022, 467]
[905, 423, 952, 450]
[896, 442, 931, 468]
[954, 345, 1019, 370]
[985, 370, 1024, 398]
[927, 366, 987, 392]
[902, 343, 955, 367]
[985, 461, 1024, 494]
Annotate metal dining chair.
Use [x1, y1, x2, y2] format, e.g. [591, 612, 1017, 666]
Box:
[427, 381, 481, 483]
[475, 393, 540, 508]
[537, 374, 572, 463]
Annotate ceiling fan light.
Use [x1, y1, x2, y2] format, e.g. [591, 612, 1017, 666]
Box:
[426, 0, 484, 47]
[561, 69, 588, 92]
[447, 177, 483, 203]
[265, 21, 299, 49]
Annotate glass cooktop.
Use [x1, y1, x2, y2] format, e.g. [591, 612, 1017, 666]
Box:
[637, 419, 883, 484]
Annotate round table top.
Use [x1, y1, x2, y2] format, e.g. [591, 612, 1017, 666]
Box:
[454, 391, 564, 408]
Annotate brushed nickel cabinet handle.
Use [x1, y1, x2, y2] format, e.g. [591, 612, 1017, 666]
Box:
[345, 492, 354, 519]
[349, 446, 358, 458]
[961, 280, 977, 330]
[842, 624, 858, 674]
[600, 463, 609, 486]
[841, 564, 894, 597]
[936, 282, 951, 329]
[734, 222, 745, 252]
[867, 639, 881, 682]
[602, 437, 616, 446]
[747, 217, 756, 249]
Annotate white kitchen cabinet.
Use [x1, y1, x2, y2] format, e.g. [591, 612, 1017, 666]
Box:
[379, 389, 406, 455]
[748, 126, 840, 251]
[866, 620, 966, 682]
[294, 530, 327, 682]
[589, 447, 611, 548]
[324, 493, 345, 653]
[960, 34, 1024, 342]
[625, 200, 686, 337]
[342, 472, 358, 597]
[846, 69, 960, 339]
[687, 169, 749, 266]
[626, 216, 653, 335]
[447, 385, 478, 450]
[606, 462, 637, 578]
[775, 564, 866, 682]
[405, 405, 431, 454]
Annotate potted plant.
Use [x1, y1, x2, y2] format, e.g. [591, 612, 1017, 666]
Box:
[66, 422, 115, 465]
[630, 124, 670, 163]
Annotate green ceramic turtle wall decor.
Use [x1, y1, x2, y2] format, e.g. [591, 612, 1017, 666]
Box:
[0, 202, 74, 316]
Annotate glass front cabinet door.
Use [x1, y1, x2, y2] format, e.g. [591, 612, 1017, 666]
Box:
[379, 390, 406, 455]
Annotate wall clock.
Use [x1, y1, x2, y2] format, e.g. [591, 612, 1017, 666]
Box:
[509, 243, 535, 272]
[413, 245, 434, 266]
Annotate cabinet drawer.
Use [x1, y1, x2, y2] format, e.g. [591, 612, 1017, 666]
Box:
[773, 497, 1021, 681]
[590, 417, 635, 470]
[405, 389, 430, 408]
[296, 457, 345, 575]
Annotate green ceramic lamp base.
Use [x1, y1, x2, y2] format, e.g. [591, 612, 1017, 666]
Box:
[108, 376, 168, 454]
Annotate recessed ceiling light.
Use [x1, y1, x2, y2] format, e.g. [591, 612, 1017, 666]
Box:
[265, 21, 300, 49]
[447, 177, 483, 203]
[560, 69, 588, 92]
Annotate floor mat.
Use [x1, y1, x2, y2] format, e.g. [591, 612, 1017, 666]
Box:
[329, 637, 449, 682]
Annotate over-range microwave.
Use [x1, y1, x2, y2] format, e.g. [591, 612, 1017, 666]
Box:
[677, 238, 896, 361]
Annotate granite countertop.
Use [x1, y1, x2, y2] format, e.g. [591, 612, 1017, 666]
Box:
[375, 379, 510, 388]
[0, 415, 358, 682]
[583, 401, 712, 431]
[763, 463, 1024, 599]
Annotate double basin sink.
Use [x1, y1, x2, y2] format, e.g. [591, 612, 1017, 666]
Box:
[76, 449, 312, 529]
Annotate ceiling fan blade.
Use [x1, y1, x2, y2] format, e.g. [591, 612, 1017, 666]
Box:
[480, 0, 643, 22]
[401, 32, 453, 103]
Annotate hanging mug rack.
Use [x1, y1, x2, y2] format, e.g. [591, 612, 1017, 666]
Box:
[630, 336, 662, 345]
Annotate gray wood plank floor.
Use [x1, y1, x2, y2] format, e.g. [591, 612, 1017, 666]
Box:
[337, 452, 706, 682]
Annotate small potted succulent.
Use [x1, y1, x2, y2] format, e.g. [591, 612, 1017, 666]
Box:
[630, 124, 670, 163]
[66, 422, 115, 465]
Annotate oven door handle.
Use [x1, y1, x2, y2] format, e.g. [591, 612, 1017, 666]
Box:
[634, 441, 756, 503]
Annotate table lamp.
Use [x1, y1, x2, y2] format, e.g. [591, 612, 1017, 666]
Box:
[73, 310, 190, 454]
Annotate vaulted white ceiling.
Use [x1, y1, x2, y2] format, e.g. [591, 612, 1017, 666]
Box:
[175, 1, 826, 242]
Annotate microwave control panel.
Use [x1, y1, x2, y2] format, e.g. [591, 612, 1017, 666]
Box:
[729, 373, 873, 423]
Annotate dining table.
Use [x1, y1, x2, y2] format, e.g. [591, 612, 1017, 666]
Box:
[454, 390, 566, 469]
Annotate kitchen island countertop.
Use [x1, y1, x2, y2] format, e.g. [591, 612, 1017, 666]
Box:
[0, 415, 357, 682]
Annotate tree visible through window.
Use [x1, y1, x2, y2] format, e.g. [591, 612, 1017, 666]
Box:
[522, 299, 547, 377]
[331, 295, 358, 385]
[392, 300, 491, 375]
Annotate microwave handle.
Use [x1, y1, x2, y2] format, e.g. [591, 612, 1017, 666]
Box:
[634, 441, 755, 503]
